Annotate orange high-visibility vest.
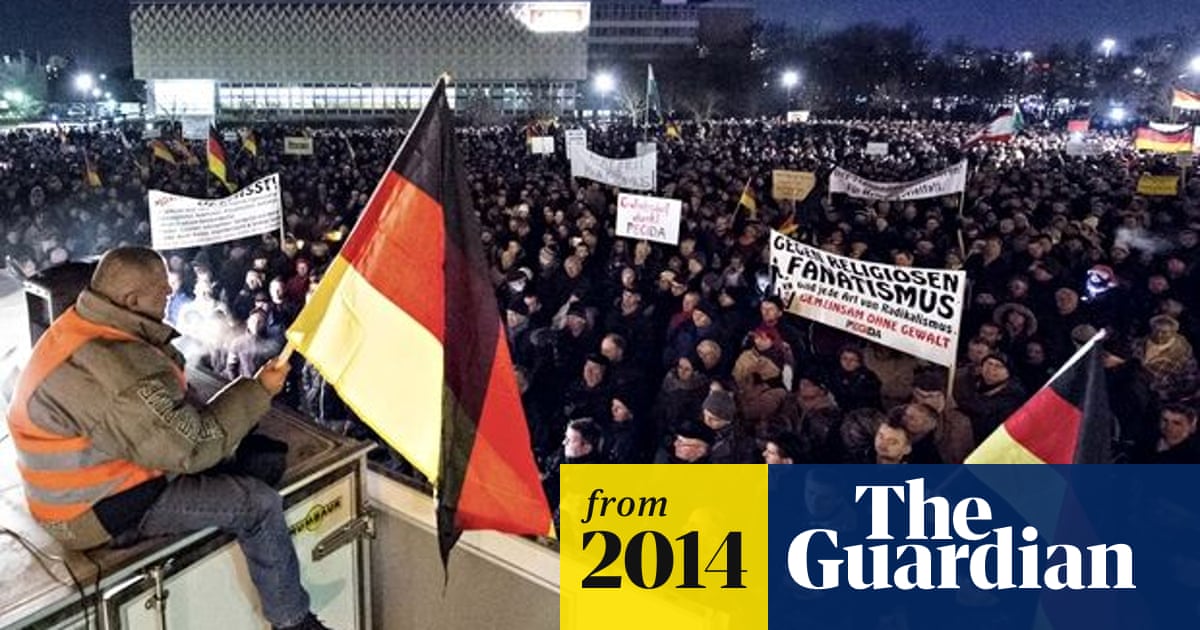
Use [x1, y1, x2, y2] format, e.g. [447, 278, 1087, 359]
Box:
[7, 307, 170, 525]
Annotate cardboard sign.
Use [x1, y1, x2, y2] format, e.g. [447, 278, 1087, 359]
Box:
[530, 136, 555, 155]
[772, 170, 817, 201]
[283, 136, 314, 156]
[865, 142, 889, 156]
[616, 193, 682, 245]
[565, 129, 587, 160]
[1136, 175, 1179, 196]
[786, 110, 811, 123]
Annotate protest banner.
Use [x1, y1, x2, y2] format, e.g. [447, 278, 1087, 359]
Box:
[616, 193, 682, 245]
[1067, 119, 1090, 134]
[1136, 175, 1179, 196]
[530, 136, 555, 155]
[565, 128, 587, 159]
[1066, 138, 1105, 157]
[829, 160, 967, 201]
[148, 174, 282, 250]
[772, 170, 817, 201]
[570, 147, 657, 191]
[283, 136, 314, 156]
[769, 230, 966, 366]
[636, 141, 657, 157]
[865, 142, 889, 156]
[786, 110, 811, 123]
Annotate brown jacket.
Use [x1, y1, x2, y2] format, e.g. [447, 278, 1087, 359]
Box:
[14, 289, 271, 548]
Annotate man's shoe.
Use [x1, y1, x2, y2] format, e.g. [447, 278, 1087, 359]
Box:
[273, 613, 332, 630]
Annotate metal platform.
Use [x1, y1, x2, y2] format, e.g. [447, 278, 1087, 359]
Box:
[0, 368, 372, 629]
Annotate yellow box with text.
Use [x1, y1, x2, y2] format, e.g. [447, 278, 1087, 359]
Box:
[560, 465, 768, 630]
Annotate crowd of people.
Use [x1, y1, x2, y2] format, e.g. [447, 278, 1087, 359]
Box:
[2, 114, 1199, 504]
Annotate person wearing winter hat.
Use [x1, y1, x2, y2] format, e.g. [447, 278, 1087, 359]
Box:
[606, 388, 647, 464]
[701, 390, 756, 464]
[661, 421, 716, 464]
[959, 352, 1026, 442]
[763, 430, 805, 464]
[910, 368, 975, 464]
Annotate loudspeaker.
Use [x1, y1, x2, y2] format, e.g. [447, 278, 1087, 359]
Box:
[24, 261, 97, 346]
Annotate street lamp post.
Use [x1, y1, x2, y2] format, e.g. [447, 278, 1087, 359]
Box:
[781, 70, 799, 108]
[593, 72, 616, 121]
[1101, 38, 1116, 59]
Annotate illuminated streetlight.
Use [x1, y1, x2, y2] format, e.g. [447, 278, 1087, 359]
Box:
[781, 70, 799, 88]
[1190, 56, 1200, 74]
[103, 91, 112, 100]
[90, 87, 102, 99]
[98, 73, 107, 82]
[1019, 51, 1034, 62]
[74, 73, 95, 93]
[1108, 106, 1126, 123]
[1132, 67, 1145, 77]
[593, 72, 616, 94]
[1100, 38, 1116, 58]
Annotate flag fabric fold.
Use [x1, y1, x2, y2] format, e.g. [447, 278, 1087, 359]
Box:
[646, 64, 661, 124]
[965, 106, 1024, 145]
[242, 129, 259, 157]
[149, 139, 177, 165]
[1172, 87, 1200, 111]
[966, 331, 1111, 464]
[207, 125, 234, 191]
[286, 77, 551, 564]
[1134, 127, 1193, 153]
[83, 153, 102, 188]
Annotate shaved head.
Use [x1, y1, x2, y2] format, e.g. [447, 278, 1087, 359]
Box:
[90, 247, 171, 319]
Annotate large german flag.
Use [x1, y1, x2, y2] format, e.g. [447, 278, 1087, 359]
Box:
[1173, 87, 1200, 111]
[966, 331, 1111, 464]
[286, 77, 551, 562]
[207, 125, 233, 191]
[1133, 127, 1193, 153]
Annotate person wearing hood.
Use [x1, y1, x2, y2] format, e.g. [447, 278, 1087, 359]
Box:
[994, 301, 1038, 357]
[864, 344, 919, 410]
[828, 345, 882, 412]
[910, 368, 975, 463]
[662, 299, 723, 369]
[651, 356, 712, 448]
[605, 389, 648, 464]
[958, 352, 1027, 442]
[1133, 314, 1200, 403]
[732, 325, 794, 393]
[700, 390, 756, 464]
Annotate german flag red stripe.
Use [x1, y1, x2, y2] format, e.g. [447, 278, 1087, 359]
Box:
[1173, 87, 1200, 111]
[967, 331, 1111, 464]
[1134, 127, 1193, 153]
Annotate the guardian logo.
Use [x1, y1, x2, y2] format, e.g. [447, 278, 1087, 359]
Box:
[788, 479, 1135, 591]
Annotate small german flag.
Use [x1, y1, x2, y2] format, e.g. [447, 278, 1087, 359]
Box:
[1172, 87, 1200, 112]
[149, 139, 176, 165]
[777, 209, 800, 236]
[665, 122, 681, 140]
[737, 178, 758, 219]
[242, 129, 258, 157]
[966, 330, 1111, 464]
[83, 153, 102, 188]
[171, 139, 199, 166]
[207, 125, 234, 191]
[1133, 127, 1193, 153]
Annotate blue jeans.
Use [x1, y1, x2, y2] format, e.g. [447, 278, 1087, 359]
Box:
[128, 473, 311, 627]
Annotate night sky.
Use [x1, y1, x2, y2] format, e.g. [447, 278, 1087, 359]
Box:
[0, 0, 1196, 72]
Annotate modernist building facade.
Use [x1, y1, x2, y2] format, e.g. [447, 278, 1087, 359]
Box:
[130, 0, 590, 118]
